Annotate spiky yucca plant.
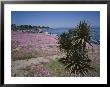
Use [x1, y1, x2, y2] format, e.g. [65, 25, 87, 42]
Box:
[58, 21, 94, 76]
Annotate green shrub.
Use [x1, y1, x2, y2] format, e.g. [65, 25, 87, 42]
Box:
[58, 20, 94, 76]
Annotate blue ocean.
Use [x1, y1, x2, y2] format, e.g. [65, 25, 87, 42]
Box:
[44, 27, 100, 45]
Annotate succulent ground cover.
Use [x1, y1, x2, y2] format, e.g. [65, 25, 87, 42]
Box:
[11, 31, 100, 77]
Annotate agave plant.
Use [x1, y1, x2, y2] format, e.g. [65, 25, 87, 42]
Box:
[58, 20, 94, 76]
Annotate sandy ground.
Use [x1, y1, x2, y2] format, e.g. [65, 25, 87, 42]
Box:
[11, 55, 62, 76]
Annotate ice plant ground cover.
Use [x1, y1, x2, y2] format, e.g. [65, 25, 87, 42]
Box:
[11, 31, 100, 77]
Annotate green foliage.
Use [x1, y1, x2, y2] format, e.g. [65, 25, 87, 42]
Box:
[58, 20, 94, 76]
[46, 59, 66, 76]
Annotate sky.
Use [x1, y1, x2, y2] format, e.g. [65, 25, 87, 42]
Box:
[11, 11, 100, 28]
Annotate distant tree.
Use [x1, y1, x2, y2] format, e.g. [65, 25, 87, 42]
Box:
[11, 24, 50, 33]
[37, 26, 41, 28]
[11, 24, 16, 31]
[42, 26, 45, 28]
[58, 20, 94, 76]
[24, 25, 28, 29]
[29, 25, 32, 29]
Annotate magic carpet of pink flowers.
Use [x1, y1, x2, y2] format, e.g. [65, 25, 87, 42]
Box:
[12, 31, 58, 47]
[11, 31, 60, 77]
[11, 31, 59, 60]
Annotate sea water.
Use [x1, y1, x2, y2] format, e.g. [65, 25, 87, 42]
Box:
[44, 27, 100, 45]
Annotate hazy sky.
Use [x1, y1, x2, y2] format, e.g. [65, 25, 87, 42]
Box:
[11, 11, 100, 28]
